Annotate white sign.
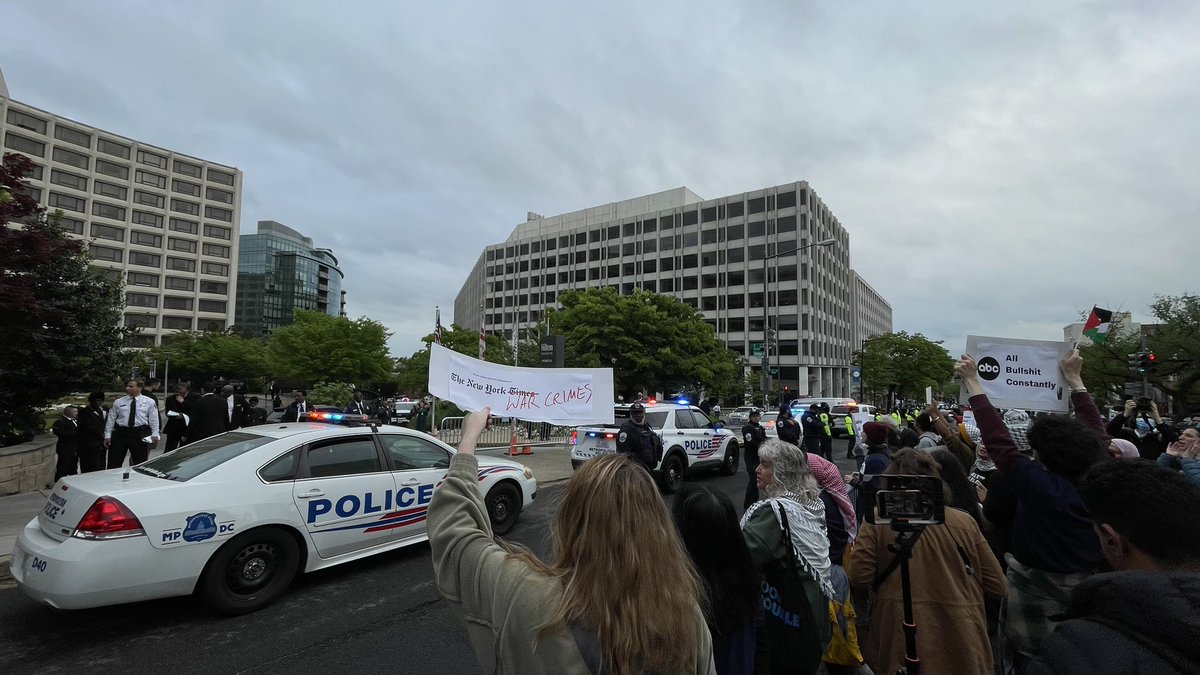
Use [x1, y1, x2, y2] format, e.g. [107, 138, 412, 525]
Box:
[428, 344, 615, 425]
[925, 386, 933, 404]
[961, 335, 1070, 412]
[961, 410, 977, 428]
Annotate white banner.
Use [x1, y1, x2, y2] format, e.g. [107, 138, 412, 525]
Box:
[428, 344, 615, 425]
[961, 335, 1070, 413]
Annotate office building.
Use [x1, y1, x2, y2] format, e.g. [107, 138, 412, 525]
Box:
[1, 68, 242, 346]
[235, 220, 346, 336]
[454, 182, 893, 397]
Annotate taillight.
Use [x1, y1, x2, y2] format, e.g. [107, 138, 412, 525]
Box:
[72, 497, 145, 540]
[570, 431, 578, 445]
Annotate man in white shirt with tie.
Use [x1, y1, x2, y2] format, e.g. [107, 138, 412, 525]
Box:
[104, 379, 161, 469]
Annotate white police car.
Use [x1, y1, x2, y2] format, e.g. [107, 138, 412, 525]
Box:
[10, 415, 536, 614]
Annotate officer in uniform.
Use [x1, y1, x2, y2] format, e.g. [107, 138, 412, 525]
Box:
[799, 403, 822, 455]
[844, 411, 859, 459]
[616, 402, 662, 473]
[740, 408, 768, 509]
[818, 402, 833, 460]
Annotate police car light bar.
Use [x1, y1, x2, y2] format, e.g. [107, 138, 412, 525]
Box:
[586, 431, 617, 440]
[676, 398, 689, 405]
[308, 411, 370, 424]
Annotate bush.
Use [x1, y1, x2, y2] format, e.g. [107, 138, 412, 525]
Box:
[308, 381, 356, 407]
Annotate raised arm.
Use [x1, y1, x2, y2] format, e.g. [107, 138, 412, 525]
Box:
[957, 355, 1025, 473]
[1060, 349, 1109, 444]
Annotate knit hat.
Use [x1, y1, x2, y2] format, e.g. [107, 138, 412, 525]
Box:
[1003, 409, 1031, 454]
[1110, 438, 1140, 460]
[864, 421, 889, 446]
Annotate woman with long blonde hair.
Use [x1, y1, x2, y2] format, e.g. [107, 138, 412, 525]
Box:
[429, 407, 715, 675]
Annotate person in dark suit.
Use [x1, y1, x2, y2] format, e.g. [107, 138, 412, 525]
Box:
[243, 396, 268, 426]
[283, 390, 309, 422]
[52, 406, 79, 481]
[163, 383, 191, 453]
[76, 392, 108, 473]
[345, 390, 370, 416]
[187, 382, 228, 442]
[222, 385, 244, 431]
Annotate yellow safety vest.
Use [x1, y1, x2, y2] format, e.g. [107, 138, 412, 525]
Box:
[890, 412, 902, 427]
[819, 413, 832, 436]
[844, 415, 855, 436]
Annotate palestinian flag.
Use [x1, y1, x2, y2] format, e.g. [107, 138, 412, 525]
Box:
[1081, 306, 1114, 344]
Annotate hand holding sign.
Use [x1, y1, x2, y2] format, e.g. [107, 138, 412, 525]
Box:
[956, 354, 986, 398]
[457, 407, 491, 457]
[1059, 349, 1085, 389]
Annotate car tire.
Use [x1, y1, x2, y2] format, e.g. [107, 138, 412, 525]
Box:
[719, 442, 739, 476]
[658, 452, 685, 494]
[199, 527, 300, 615]
[485, 481, 522, 536]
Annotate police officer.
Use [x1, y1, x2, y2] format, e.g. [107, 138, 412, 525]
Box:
[844, 411, 859, 459]
[799, 403, 822, 454]
[818, 402, 833, 460]
[776, 402, 802, 446]
[617, 402, 662, 473]
[741, 408, 768, 509]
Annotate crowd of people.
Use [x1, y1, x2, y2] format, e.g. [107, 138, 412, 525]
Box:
[429, 348, 1200, 675]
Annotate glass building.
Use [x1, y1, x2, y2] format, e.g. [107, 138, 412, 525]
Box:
[236, 220, 345, 336]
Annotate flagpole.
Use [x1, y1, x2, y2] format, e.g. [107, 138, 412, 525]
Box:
[432, 306, 439, 436]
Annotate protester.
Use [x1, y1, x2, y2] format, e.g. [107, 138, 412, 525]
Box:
[741, 439, 832, 675]
[428, 408, 715, 675]
[1107, 397, 1173, 459]
[740, 408, 768, 509]
[807, 453, 864, 674]
[1158, 426, 1200, 474]
[931, 448, 984, 527]
[76, 392, 107, 473]
[846, 449, 1006, 675]
[1026, 460, 1200, 674]
[849, 421, 893, 524]
[673, 484, 760, 675]
[957, 349, 1110, 673]
[616, 401, 663, 473]
[52, 405, 79, 481]
[913, 412, 941, 449]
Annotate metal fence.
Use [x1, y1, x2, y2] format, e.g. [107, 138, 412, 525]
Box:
[436, 416, 573, 449]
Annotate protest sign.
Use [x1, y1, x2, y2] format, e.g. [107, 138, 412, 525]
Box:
[961, 410, 977, 428]
[428, 343, 615, 425]
[960, 335, 1070, 412]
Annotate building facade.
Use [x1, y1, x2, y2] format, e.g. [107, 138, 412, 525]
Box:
[235, 220, 346, 336]
[454, 182, 893, 398]
[1, 71, 242, 347]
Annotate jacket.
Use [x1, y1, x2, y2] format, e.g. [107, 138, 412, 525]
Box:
[1026, 571, 1200, 674]
[76, 405, 106, 449]
[188, 394, 235, 442]
[428, 453, 716, 675]
[164, 395, 191, 435]
[282, 400, 309, 423]
[616, 419, 662, 472]
[52, 416, 77, 453]
[741, 422, 767, 460]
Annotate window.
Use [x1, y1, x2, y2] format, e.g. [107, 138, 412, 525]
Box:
[137, 149, 168, 168]
[169, 217, 198, 234]
[200, 319, 226, 331]
[200, 280, 227, 294]
[53, 125, 91, 148]
[204, 206, 232, 222]
[682, 253, 698, 269]
[727, 201, 744, 218]
[202, 243, 230, 258]
[89, 223, 124, 242]
[748, 197, 765, 214]
[701, 206, 717, 222]
[97, 138, 131, 159]
[162, 316, 193, 330]
[202, 261, 229, 276]
[4, 132, 46, 157]
[165, 276, 195, 291]
[683, 232, 698, 248]
[166, 256, 196, 271]
[129, 251, 161, 267]
[207, 168, 235, 186]
[50, 169, 87, 191]
[131, 231, 162, 247]
[171, 178, 200, 197]
[134, 190, 165, 208]
[124, 314, 156, 328]
[131, 170, 164, 190]
[198, 299, 227, 313]
[95, 159, 129, 180]
[95, 181, 128, 200]
[777, 215, 797, 233]
[127, 271, 160, 287]
[25, 163, 44, 181]
[305, 439, 381, 478]
[92, 202, 127, 220]
[126, 292, 158, 308]
[48, 192, 86, 213]
[58, 216, 84, 235]
[89, 245, 123, 262]
[701, 228, 717, 245]
[168, 237, 197, 253]
[380, 435, 450, 470]
[777, 191, 796, 209]
[683, 210, 698, 226]
[52, 147, 89, 169]
[660, 278, 674, 292]
[7, 109, 47, 134]
[133, 210, 163, 228]
[171, 199, 199, 215]
[205, 186, 234, 204]
[173, 159, 202, 177]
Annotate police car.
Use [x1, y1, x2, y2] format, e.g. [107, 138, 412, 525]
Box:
[10, 414, 537, 614]
[568, 400, 739, 493]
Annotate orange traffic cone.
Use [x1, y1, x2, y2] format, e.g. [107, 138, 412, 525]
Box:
[509, 430, 520, 456]
[521, 443, 533, 455]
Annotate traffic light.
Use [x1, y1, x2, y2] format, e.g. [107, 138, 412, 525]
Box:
[1146, 352, 1158, 373]
[1128, 353, 1142, 373]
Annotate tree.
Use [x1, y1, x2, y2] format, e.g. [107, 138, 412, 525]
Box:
[854, 332, 954, 405]
[265, 310, 393, 387]
[0, 152, 130, 444]
[148, 330, 270, 386]
[547, 288, 743, 398]
[395, 324, 516, 396]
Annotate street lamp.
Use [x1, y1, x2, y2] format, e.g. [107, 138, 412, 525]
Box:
[760, 237, 837, 406]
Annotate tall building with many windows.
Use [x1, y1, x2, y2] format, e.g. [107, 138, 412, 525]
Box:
[454, 182, 893, 398]
[235, 220, 346, 336]
[1, 69, 242, 346]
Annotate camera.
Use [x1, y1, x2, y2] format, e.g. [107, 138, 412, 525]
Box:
[1137, 396, 1152, 413]
[868, 474, 946, 526]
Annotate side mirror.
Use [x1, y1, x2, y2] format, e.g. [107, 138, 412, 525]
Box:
[711, 421, 723, 431]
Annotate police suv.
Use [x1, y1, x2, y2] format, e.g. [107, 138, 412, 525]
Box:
[568, 401, 739, 493]
[11, 412, 537, 615]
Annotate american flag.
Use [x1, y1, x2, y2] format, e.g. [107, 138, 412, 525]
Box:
[434, 307, 443, 346]
[478, 328, 486, 359]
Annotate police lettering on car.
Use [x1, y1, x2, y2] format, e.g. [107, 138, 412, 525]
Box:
[307, 485, 435, 523]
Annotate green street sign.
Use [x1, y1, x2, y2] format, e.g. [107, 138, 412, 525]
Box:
[751, 343, 764, 358]
[769, 367, 779, 377]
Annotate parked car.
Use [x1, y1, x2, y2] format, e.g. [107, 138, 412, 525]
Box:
[726, 406, 758, 428]
[830, 404, 878, 437]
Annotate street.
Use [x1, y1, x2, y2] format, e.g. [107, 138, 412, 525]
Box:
[0, 456, 844, 674]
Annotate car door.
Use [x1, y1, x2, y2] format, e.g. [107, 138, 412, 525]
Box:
[671, 408, 712, 464]
[376, 433, 450, 542]
[292, 436, 398, 559]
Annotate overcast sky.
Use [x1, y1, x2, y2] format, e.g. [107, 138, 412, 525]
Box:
[3, 1, 1195, 357]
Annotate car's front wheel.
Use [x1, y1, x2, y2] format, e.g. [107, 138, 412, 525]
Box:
[659, 452, 686, 494]
[485, 482, 522, 535]
[719, 442, 739, 476]
[199, 527, 300, 615]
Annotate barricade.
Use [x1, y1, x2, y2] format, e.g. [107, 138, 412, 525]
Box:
[436, 416, 572, 450]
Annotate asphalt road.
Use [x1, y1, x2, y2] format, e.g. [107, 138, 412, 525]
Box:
[0, 462, 775, 674]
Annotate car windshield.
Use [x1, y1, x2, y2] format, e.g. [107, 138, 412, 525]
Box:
[613, 409, 670, 429]
[394, 404, 415, 413]
[134, 432, 274, 482]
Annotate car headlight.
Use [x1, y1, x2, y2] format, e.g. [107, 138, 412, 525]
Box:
[523, 466, 535, 480]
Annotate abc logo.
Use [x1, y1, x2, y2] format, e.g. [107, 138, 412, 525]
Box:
[977, 357, 1002, 381]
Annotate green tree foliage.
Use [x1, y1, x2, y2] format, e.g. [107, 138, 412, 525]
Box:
[309, 381, 356, 407]
[266, 310, 393, 387]
[547, 288, 743, 398]
[855, 331, 955, 404]
[0, 153, 130, 444]
[395, 324, 514, 396]
[149, 330, 269, 385]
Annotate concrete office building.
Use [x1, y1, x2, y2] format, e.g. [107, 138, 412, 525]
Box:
[1, 68, 242, 347]
[454, 182, 893, 397]
[235, 220, 346, 336]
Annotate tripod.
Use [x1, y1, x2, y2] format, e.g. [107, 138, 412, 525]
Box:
[887, 524, 926, 675]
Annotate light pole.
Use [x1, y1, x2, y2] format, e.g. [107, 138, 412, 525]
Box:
[760, 238, 837, 406]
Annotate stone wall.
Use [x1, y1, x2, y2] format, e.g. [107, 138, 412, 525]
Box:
[0, 435, 55, 495]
